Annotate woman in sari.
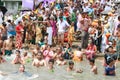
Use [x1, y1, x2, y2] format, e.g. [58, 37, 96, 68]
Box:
[15, 21, 24, 49]
[49, 16, 57, 44]
[85, 37, 97, 60]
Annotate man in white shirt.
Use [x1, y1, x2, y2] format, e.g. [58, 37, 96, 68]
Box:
[57, 16, 70, 45]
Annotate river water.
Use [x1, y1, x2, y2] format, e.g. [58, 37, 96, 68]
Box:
[0, 50, 120, 80]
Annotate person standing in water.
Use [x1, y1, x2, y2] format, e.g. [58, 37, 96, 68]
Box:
[14, 65, 33, 77]
[18, 65, 26, 73]
[89, 58, 98, 74]
[48, 59, 54, 72]
[3, 36, 14, 56]
[12, 50, 24, 64]
[104, 58, 116, 76]
[66, 61, 83, 73]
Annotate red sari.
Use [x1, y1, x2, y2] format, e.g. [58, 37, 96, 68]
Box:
[15, 24, 23, 49]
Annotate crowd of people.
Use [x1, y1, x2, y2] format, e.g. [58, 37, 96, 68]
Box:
[0, 0, 120, 77]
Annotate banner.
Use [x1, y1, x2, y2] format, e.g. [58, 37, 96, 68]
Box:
[22, 0, 56, 9]
[22, 0, 34, 9]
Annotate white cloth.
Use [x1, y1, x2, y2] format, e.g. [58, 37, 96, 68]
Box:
[46, 27, 53, 45]
[104, 6, 112, 11]
[104, 1, 112, 11]
[57, 20, 70, 33]
[77, 14, 83, 31]
[114, 16, 120, 36]
[83, 6, 89, 12]
[100, 0, 105, 5]
[83, 0, 88, 3]
[108, 16, 114, 33]
[101, 28, 108, 53]
[0, 11, 3, 25]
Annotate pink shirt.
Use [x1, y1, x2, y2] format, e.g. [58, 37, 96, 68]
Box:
[43, 50, 54, 61]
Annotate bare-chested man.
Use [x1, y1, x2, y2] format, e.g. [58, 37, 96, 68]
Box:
[3, 36, 14, 56]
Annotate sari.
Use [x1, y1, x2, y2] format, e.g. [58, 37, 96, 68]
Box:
[15, 24, 23, 49]
[85, 44, 97, 60]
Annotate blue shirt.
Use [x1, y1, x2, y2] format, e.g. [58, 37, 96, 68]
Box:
[105, 65, 115, 76]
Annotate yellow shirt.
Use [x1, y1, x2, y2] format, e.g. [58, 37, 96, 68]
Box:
[68, 26, 74, 34]
[73, 50, 83, 62]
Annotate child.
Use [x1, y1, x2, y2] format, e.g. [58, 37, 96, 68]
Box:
[68, 22, 74, 46]
[12, 50, 24, 64]
[63, 43, 72, 60]
[22, 52, 29, 60]
[56, 55, 67, 66]
[89, 58, 97, 74]
[105, 58, 116, 76]
[32, 43, 40, 55]
[66, 61, 75, 71]
[32, 53, 46, 67]
[40, 44, 47, 53]
[73, 47, 83, 62]
[22, 52, 31, 63]
[48, 59, 54, 72]
[43, 45, 54, 65]
[104, 46, 117, 67]
[66, 61, 83, 73]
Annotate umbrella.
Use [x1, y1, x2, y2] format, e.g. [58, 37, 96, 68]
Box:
[0, 6, 7, 15]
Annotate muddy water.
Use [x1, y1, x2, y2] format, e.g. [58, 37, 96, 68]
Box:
[0, 50, 120, 80]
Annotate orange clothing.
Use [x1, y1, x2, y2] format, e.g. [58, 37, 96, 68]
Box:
[68, 26, 74, 42]
[73, 50, 83, 62]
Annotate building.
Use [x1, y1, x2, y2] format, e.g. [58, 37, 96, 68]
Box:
[1, 0, 22, 14]
[0, 0, 3, 5]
